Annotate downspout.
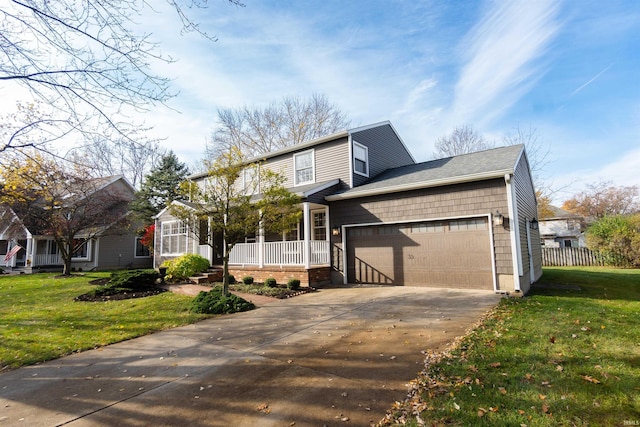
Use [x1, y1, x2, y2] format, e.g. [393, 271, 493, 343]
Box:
[505, 173, 522, 293]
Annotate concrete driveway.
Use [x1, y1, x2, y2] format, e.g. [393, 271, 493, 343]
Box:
[0, 286, 501, 426]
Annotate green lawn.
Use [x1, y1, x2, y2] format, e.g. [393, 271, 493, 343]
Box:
[0, 272, 208, 371]
[380, 267, 640, 427]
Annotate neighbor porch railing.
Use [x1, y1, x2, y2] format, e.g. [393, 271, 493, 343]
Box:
[33, 253, 63, 266]
[229, 240, 330, 267]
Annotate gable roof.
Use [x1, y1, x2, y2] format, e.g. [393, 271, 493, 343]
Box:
[326, 145, 525, 201]
[188, 121, 413, 181]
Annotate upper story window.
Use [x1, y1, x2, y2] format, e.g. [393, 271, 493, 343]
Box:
[353, 141, 369, 177]
[294, 149, 314, 186]
[243, 166, 259, 195]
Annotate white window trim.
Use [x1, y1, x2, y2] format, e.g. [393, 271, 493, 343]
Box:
[71, 239, 92, 261]
[353, 141, 369, 177]
[160, 220, 188, 256]
[293, 149, 315, 186]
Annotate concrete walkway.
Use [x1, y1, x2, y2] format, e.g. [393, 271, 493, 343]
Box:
[0, 287, 501, 426]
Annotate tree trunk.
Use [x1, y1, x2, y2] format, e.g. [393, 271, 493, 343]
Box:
[222, 255, 230, 296]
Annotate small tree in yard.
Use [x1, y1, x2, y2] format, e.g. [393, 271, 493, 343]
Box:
[0, 153, 132, 276]
[171, 147, 301, 296]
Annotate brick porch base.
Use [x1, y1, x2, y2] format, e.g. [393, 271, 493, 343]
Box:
[227, 265, 332, 287]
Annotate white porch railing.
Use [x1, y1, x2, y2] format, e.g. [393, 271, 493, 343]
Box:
[34, 254, 63, 266]
[229, 240, 330, 267]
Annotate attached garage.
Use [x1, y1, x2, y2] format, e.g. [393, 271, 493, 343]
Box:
[346, 217, 494, 290]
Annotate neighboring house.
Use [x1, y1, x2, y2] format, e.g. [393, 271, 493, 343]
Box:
[155, 121, 542, 294]
[539, 206, 587, 248]
[0, 176, 152, 273]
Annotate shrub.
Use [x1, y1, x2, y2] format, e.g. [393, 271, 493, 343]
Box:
[587, 214, 640, 267]
[77, 269, 161, 299]
[287, 279, 301, 290]
[264, 277, 277, 288]
[242, 276, 254, 285]
[190, 288, 255, 314]
[108, 269, 160, 291]
[226, 274, 236, 284]
[162, 254, 210, 280]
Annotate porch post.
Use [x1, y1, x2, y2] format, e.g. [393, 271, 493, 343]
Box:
[258, 211, 264, 268]
[303, 202, 311, 269]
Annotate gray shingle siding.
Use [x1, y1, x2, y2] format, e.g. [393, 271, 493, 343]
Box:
[512, 151, 542, 293]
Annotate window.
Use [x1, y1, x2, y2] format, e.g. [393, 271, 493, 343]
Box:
[285, 223, 299, 241]
[449, 218, 487, 231]
[294, 150, 314, 185]
[353, 142, 369, 176]
[72, 238, 91, 260]
[243, 166, 259, 195]
[411, 222, 444, 233]
[161, 221, 188, 255]
[313, 211, 326, 240]
[0, 240, 7, 254]
[135, 237, 151, 257]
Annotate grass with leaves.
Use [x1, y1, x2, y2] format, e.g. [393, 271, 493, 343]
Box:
[0, 272, 208, 372]
[380, 267, 640, 426]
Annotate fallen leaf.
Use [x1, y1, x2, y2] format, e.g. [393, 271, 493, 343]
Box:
[477, 408, 487, 417]
[490, 362, 501, 368]
[556, 365, 563, 372]
[542, 403, 550, 413]
[581, 375, 601, 384]
[453, 402, 460, 410]
[499, 387, 507, 395]
[518, 409, 525, 415]
[549, 336, 556, 344]
[539, 394, 547, 400]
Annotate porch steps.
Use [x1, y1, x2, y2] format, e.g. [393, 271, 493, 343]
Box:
[189, 268, 223, 285]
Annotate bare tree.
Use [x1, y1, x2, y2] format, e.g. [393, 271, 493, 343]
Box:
[67, 135, 165, 189]
[562, 181, 639, 219]
[502, 125, 550, 183]
[432, 124, 494, 158]
[0, 0, 243, 155]
[208, 94, 351, 158]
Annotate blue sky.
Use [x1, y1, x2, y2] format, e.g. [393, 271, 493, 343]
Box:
[140, 0, 639, 203]
[5, 1, 636, 204]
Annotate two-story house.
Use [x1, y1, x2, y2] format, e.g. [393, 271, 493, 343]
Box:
[154, 121, 542, 294]
[1, 175, 152, 273]
[539, 206, 587, 248]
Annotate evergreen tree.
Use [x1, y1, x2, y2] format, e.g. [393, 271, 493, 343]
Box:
[131, 151, 189, 225]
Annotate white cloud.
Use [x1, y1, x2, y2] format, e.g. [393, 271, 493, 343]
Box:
[449, 0, 561, 128]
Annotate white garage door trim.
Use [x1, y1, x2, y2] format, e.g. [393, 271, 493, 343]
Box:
[340, 213, 497, 292]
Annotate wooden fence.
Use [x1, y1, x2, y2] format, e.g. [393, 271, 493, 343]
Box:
[541, 247, 605, 267]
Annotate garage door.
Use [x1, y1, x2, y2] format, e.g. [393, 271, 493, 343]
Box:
[346, 218, 494, 289]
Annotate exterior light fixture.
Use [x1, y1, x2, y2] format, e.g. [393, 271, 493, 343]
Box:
[493, 210, 504, 226]
[530, 218, 539, 230]
[331, 226, 341, 236]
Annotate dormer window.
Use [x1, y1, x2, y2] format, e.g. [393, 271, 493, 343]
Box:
[353, 141, 369, 177]
[294, 149, 314, 186]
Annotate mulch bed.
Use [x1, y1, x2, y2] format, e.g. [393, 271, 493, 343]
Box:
[76, 279, 167, 302]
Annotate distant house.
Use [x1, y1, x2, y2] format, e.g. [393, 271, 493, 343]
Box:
[155, 121, 542, 294]
[539, 206, 587, 248]
[0, 176, 151, 273]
